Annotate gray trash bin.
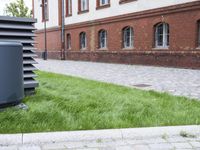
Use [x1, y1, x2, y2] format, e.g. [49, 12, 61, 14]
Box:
[0, 41, 24, 107]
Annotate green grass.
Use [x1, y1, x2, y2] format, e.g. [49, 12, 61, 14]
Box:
[0, 71, 200, 133]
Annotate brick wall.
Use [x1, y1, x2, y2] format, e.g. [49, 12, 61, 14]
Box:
[35, 1, 200, 69]
[35, 28, 61, 52]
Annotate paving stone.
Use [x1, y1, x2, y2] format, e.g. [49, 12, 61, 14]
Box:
[190, 141, 200, 148]
[101, 140, 127, 147]
[166, 137, 187, 143]
[42, 143, 68, 150]
[115, 146, 133, 150]
[0, 146, 18, 150]
[18, 145, 42, 150]
[125, 139, 148, 145]
[75, 148, 99, 150]
[148, 143, 174, 150]
[143, 138, 167, 144]
[132, 144, 150, 150]
[42, 141, 96, 149]
[175, 149, 194, 150]
[185, 137, 198, 142]
[99, 147, 116, 150]
[171, 142, 193, 149]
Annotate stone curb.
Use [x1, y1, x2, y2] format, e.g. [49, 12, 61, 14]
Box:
[0, 125, 199, 146]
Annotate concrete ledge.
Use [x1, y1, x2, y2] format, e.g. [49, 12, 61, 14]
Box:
[0, 125, 199, 146]
[0, 134, 22, 145]
[120, 125, 200, 139]
[23, 129, 122, 144]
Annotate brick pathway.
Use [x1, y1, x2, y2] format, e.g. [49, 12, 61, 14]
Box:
[17, 136, 200, 150]
[35, 59, 200, 100]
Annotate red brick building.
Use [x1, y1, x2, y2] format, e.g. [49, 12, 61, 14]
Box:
[33, 0, 200, 68]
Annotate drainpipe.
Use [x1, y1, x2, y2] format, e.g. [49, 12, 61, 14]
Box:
[40, 1, 48, 60]
[61, 0, 66, 60]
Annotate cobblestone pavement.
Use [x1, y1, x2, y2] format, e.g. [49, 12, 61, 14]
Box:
[1, 126, 200, 150]
[1, 134, 200, 150]
[35, 59, 200, 100]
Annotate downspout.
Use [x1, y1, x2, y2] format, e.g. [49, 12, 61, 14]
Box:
[61, 0, 66, 60]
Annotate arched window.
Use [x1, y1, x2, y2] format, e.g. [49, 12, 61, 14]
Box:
[198, 21, 200, 47]
[155, 23, 169, 48]
[99, 30, 107, 49]
[80, 32, 87, 50]
[123, 26, 134, 48]
[66, 33, 71, 50]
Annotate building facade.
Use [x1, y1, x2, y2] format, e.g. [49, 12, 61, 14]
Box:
[33, 0, 200, 68]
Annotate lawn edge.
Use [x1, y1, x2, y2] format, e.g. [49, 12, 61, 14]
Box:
[0, 125, 199, 145]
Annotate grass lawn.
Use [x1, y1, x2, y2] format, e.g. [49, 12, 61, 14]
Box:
[0, 71, 200, 133]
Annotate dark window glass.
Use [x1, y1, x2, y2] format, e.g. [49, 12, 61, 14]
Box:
[99, 30, 107, 48]
[67, 34, 71, 49]
[80, 32, 86, 49]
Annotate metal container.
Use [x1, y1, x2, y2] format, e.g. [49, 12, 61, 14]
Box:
[0, 41, 24, 107]
[0, 16, 38, 96]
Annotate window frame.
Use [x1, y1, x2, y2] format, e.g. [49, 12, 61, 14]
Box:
[96, 0, 110, 10]
[66, 0, 72, 17]
[198, 21, 200, 47]
[155, 23, 169, 49]
[100, 0, 109, 6]
[66, 33, 71, 50]
[80, 32, 87, 50]
[119, 0, 137, 5]
[122, 26, 134, 49]
[98, 30, 107, 49]
[78, 0, 89, 14]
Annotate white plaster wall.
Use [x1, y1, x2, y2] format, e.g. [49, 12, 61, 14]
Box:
[34, 0, 59, 29]
[66, 0, 198, 25]
[34, 0, 198, 29]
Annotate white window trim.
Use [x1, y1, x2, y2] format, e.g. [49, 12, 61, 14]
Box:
[155, 23, 169, 49]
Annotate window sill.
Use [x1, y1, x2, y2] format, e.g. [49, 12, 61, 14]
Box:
[153, 47, 169, 50]
[119, 0, 137, 4]
[97, 48, 108, 51]
[122, 47, 134, 50]
[66, 14, 72, 17]
[196, 47, 200, 50]
[78, 10, 89, 15]
[80, 48, 87, 51]
[42, 19, 49, 22]
[96, 4, 110, 10]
